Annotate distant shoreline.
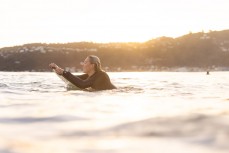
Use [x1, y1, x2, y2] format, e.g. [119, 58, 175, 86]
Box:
[1, 30, 229, 71]
[0, 67, 228, 73]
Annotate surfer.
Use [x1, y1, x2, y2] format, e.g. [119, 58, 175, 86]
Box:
[49, 55, 116, 91]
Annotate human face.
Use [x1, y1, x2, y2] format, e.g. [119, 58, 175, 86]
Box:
[81, 57, 94, 74]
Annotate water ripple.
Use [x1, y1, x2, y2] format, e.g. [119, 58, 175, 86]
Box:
[0, 149, 16, 153]
[0, 83, 8, 88]
[116, 86, 144, 93]
[61, 114, 229, 149]
[0, 115, 89, 124]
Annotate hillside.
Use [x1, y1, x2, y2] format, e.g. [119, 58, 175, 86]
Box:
[0, 30, 229, 72]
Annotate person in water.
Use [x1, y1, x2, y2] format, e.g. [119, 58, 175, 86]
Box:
[49, 55, 116, 91]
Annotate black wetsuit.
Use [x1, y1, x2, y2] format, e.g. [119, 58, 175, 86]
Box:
[62, 70, 116, 91]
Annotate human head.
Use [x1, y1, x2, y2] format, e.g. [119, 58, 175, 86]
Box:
[81, 55, 102, 74]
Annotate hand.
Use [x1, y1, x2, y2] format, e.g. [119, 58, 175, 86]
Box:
[55, 67, 64, 75]
[49, 63, 64, 75]
[49, 63, 57, 69]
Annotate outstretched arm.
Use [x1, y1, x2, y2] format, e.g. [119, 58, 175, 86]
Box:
[49, 63, 93, 89]
[62, 71, 94, 89]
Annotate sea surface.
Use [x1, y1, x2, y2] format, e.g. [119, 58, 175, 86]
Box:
[0, 71, 229, 153]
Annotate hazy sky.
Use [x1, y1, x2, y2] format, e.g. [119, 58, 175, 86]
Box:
[0, 0, 229, 48]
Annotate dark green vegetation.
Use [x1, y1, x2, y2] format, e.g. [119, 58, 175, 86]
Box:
[0, 30, 229, 71]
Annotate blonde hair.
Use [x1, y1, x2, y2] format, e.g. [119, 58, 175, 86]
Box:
[88, 55, 102, 72]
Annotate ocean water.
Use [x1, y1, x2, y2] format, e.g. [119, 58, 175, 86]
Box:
[0, 71, 229, 153]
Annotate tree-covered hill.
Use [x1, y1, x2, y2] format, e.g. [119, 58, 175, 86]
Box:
[0, 30, 229, 71]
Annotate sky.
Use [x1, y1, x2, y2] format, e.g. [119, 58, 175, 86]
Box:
[0, 0, 229, 48]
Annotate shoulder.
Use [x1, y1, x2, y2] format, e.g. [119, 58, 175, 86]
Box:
[93, 71, 110, 80]
[97, 70, 109, 77]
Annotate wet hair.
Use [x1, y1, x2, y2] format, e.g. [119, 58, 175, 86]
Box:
[88, 55, 102, 72]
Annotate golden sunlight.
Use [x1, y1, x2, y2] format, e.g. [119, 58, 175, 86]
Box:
[0, 0, 228, 47]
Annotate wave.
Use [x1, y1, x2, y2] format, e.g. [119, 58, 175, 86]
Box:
[0, 148, 15, 153]
[0, 89, 27, 95]
[0, 115, 90, 124]
[115, 86, 144, 93]
[0, 83, 8, 88]
[61, 114, 229, 149]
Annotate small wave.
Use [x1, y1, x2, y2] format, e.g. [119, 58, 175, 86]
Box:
[181, 92, 193, 96]
[61, 114, 229, 149]
[0, 83, 8, 88]
[115, 86, 144, 93]
[168, 82, 183, 89]
[0, 115, 89, 124]
[0, 103, 34, 108]
[0, 90, 27, 95]
[121, 78, 133, 80]
[150, 87, 164, 90]
[0, 148, 15, 153]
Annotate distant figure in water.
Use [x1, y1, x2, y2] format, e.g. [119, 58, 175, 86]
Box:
[49, 55, 116, 91]
[206, 71, 210, 75]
